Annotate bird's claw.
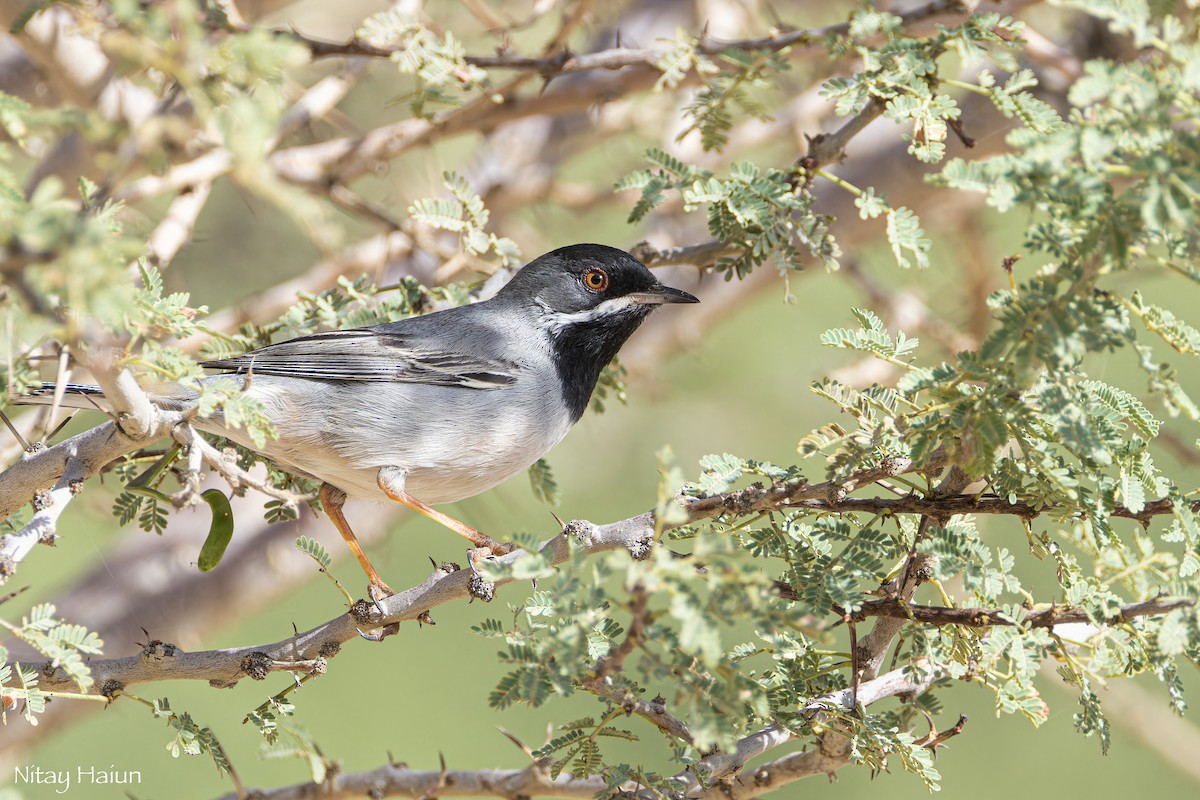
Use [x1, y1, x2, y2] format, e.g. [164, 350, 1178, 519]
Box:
[357, 623, 400, 642]
[368, 581, 395, 617]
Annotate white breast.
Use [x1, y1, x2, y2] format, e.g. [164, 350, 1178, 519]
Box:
[194, 367, 575, 504]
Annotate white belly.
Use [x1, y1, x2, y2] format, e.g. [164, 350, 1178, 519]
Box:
[195, 375, 574, 503]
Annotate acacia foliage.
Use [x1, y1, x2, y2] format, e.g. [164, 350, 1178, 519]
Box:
[1, 0, 1199, 796]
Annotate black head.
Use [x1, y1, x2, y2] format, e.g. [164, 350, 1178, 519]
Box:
[497, 243, 699, 420]
[496, 243, 697, 313]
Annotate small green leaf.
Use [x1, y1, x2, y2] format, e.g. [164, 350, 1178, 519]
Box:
[197, 490, 234, 572]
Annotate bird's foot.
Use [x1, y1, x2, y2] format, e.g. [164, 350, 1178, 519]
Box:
[473, 535, 515, 557]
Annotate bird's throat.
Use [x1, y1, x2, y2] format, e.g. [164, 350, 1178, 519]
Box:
[547, 309, 652, 422]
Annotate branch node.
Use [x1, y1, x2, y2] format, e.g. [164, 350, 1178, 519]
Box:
[627, 536, 652, 561]
[725, 483, 765, 515]
[318, 640, 341, 658]
[562, 519, 599, 547]
[468, 572, 496, 603]
[100, 678, 125, 701]
[909, 552, 937, 585]
[240, 651, 273, 680]
[349, 599, 375, 624]
[141, 640, 180, 662]
[880, 453, 902, 476]
[32, 488, 53, 511]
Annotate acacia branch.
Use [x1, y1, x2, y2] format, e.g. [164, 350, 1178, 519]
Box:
[631, 93, 889, 273]
[577, 586, 695, 744]
[784, 493, 1198, 524]
[213, 662, 940, 800]
[267, 0, 1040, 191]
[214, 760, 605, 800]
[0, 412, 184, 523]
[23, 457, 948, 691]
[25, 446, 1192, 694]
[144, 182, 214, 269]
[847, 596, 1196, 629]
[171, 425, 312, 506]
[296, 0, 973, 71]
[0, 457, 83, 580]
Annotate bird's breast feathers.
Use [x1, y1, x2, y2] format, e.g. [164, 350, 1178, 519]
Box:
[193, 367, 574, 503]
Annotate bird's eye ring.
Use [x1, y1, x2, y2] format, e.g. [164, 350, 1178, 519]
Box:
[582, 268, 609, 292]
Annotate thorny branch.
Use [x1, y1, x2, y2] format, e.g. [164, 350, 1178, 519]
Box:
[0, 457, 83, 580]
[113, 0, 1022, 201]
[296, 0, 976, 72]
[210, 662, 943, 800]
[841, 597, 1196, 629]
[577, 586, 696, 744]
[24, 453, 1192, 696]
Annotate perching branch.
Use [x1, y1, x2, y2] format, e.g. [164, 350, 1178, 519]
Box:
[27, 451, 1191, 695]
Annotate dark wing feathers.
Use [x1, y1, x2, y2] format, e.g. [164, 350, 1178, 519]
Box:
[201, 329, 518, 389]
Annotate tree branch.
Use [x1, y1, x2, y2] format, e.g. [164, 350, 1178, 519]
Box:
[213, 662, 941, 800]
[0, 413, 183, 523]
[214, 760, 605, 800]
[171, 425, 312, 506]
[783, 493, 1198, 524]
[296, 0, 976, 72]
[577, 586, 696, 744]
[846, 596, 1196, 629]
[0, 457, 83, 580]
[13, 431, 1194, 693]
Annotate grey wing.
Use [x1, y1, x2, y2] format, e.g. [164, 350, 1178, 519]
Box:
[201, 329, 519, 389]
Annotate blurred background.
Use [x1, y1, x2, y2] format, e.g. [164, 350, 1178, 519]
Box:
[2, 0, 1198, 798]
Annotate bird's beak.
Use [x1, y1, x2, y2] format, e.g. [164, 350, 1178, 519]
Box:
[626, 284, 700, 305]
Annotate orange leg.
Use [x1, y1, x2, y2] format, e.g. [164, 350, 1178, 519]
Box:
[319, 483, 394, 600]
[375, 472, 514, 556]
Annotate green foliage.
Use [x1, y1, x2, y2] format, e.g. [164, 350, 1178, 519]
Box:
[617, 149, 840, 277]
[295, 536, 332, 570]
[357, 9, 489, 117]
[296, 536, 353, 604]
[2, 604, 103, 727]
[259, 726, 331, 784]
[147, 696, 231, 774]
[851, 720, 942, 790]
[197, 489, 235, 572]
[528, 458, 562, 508]
[678, 50, 787, 152]
[409, 172, 521, 265]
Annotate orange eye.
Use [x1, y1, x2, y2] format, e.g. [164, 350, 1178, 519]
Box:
[583, 268, 609, 292]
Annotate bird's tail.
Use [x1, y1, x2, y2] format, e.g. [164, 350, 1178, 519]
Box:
[15, 382, 197, 412]
[16, 383, 113, 411]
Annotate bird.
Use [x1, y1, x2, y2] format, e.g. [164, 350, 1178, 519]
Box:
[22, 244, 698, 605]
